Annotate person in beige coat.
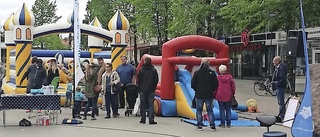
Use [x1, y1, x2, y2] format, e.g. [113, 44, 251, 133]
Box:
[101, 63, 121, 118]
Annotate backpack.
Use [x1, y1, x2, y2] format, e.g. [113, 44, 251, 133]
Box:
[19, 118, 32, 127]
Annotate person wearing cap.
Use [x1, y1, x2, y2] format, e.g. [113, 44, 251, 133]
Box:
[191, 58, 218, 131]
[21, 59, 47, 94]
[215, 64, 235, 128]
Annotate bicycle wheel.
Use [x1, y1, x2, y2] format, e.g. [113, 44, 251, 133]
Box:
[267, 86, 277, 96]
[253, 82, 266, 96]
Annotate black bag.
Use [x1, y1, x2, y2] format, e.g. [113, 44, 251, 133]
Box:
[19, 118, 32, 127]
[231, 96, 238, 108]
[112, 83, 121, 93]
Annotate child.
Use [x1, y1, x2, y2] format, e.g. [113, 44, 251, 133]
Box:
[65, 74, 73, 108]
[74, 86, 85, 119]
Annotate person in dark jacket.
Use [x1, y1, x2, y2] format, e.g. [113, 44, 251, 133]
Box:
[21, 59, 47, 94]
[137, 57, 159, 125]
[272, 56, 287, 120]
[191, 58, 219, 131]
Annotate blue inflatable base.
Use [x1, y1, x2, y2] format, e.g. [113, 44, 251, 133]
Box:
[181, 118, 260, 127]
[234, 104, 248, 112]
[161, 100, 177, 116]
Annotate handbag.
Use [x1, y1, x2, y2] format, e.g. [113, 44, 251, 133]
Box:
[112, 83, 121, 93]
[93, 85, 102, 93]
[229, 77, 238, 108]
[231, 95, 238, 108]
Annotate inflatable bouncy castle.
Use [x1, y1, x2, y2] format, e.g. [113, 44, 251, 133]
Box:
[2, 4, 130, 106]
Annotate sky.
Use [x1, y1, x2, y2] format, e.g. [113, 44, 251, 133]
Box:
[0, 0, 89, 29]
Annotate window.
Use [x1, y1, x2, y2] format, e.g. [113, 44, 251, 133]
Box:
[125, 33, 129, 43]
[16, 28, 21, 39]
[26, 28, 31, 40]
[115, 33, 121, 44]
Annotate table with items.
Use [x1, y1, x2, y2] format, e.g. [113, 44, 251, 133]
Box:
[0, 94, 60, 127]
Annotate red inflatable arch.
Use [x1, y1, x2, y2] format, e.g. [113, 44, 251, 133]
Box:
[161, 35, 229, 100]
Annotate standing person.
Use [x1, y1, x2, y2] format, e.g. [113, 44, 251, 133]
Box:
[102, 63, 121, 118]
[46, 59, 59, 86]
[0, 62, 6, 92]
[74, 86, 85, 119]
[215, 65, 236, 128]
[65, 75, 73, 108]
[116, 55, 135, 108]
[272, 56, 287, 121]
[97, 56, 106, 85]
[83, 64, 99, 120]
[137, 57, 158, 124]
[21, 59, 47, 94]
[191, 58, 218, 131]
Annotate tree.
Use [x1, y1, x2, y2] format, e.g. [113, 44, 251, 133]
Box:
[218, 0, 320, 34]
[31, 0, 65, 49]
[42, 34, 68, 50]
[130, 0, 172, 54]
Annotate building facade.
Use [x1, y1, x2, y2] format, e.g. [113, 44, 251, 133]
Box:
[222, 27, 320, 79]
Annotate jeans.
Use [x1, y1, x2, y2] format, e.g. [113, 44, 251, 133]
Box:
[105, 92, 119, 116]
[74, 101, 82, 116]
[276, 87, 286, 119]
[140, 92, 155, 122]
[83, 95, 99, 117]
[218, 101, 231, 126]
[65, 92, 72, 107]
[196, 98, 215, 127]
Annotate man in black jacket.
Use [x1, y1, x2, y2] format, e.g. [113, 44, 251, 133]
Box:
[137, 57, 159, 124]
[272, 56, 287, 120]
[21, 59, 47, 94]
[191, 58, 219, 131]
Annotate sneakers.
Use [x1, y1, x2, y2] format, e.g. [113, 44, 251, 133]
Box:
[211, 126, 217, 131]
[113, 113, 120, 118]
[139, 120, 146, 124]
[197, 126, 203, 131]
[149, 121, 157, 125]
[91, 116, 97, 120]
[105, 115, 110, 119]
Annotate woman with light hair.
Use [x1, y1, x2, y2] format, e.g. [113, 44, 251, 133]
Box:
[46, 59, 60, 85]
[215, 64, 236, 128]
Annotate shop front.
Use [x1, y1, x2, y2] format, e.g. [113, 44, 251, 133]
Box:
[229, 42, 267, 79]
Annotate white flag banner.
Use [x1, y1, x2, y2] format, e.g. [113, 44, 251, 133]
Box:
[73, 0, 84, 86]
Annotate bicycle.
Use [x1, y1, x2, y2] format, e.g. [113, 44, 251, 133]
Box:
[254, 73, 293, 96]
[253, 73, 276, 96]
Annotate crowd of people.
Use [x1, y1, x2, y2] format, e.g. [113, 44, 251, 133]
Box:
[7, 55, 291, 130]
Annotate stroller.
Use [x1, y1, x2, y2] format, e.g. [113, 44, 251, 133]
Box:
[124, 83, 139, 116]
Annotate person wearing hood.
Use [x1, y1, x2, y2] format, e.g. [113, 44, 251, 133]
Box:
[215, 64, 236, 128]
[21, 59, 47, 94]
[137, 57, 159, 125]
[191, 58, 219, 131]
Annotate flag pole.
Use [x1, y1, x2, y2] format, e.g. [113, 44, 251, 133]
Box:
[62, 0, 84, 124]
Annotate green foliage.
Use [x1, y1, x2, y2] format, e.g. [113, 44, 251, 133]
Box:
[31, 0, 62, 26]
[31, 0, 64, 49]
[84, 0, 320, 42]
[33, 34, 69, 50]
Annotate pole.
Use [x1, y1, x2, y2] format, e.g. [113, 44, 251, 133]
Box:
[72, 0, 84, 119]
